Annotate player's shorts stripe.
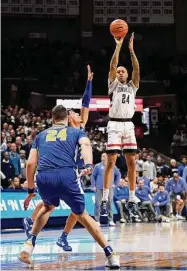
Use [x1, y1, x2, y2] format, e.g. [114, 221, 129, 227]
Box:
[107, 143, 137, 147]
[77, 177, 84, 194]
[122, 143, 137, 146]
[107, 144, 122, 147]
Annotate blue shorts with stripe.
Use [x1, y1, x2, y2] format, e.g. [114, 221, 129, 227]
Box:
[36, 167, 85, 215]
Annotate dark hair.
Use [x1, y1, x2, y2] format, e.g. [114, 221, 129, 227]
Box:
[51, 105, 68, 122]
[158, 182, 165, 188]
[20, 133, 26, 138]
[180, 155, 187, 161]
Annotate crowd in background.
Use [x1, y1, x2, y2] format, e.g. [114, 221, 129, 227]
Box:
[1, 105, 187, 222]
[0, 104, 108, 189]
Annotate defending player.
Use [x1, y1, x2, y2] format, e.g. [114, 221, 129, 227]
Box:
[23, 66, 94, 251]
[100, 33, 140, 217]
[56, 65, 93, 250]
[19, 105, 120, 268]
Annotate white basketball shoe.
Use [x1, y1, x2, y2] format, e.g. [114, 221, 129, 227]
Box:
[19, 240, 34, 264]
[105, 252, 120, 268]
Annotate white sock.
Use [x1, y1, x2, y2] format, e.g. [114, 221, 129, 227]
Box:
[103, 189, 109, 201]
[129, 191, 135, 202]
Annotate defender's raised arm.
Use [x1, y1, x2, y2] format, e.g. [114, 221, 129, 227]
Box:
[81, 65, 93, 127]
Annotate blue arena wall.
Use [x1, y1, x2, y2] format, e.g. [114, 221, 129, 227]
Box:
[1, 191, 118, 229]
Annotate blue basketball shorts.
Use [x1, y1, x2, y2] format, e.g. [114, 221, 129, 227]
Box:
[36, 167, 85, 215]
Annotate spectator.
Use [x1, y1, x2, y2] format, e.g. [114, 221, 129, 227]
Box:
[152, 183, 170, 220]
[168, 159, 178, 176]
[30, 128, 37, 141]
[156, 157, 170, 176]
[2, 123, 9, 136]
[142, 152, 148, 162]
[91, 152, 121, 226]
[135, 153, 144, 176]
[178, 156, 187, 177]
[99, 138, 106, 152]
[46, 112, 52, 126]
[1, 151, 15, 188]
[143, 155, 157, 180]
[9, 129, 16, 143]
[20, 133, 27, 146]
[137, 171, 150, 187]
[5, 137, 12, 152]
[172, 130, 181, 145]
[15, 136, 25, 153]
[6, 177, 24, 191]
[163, 175, 169, 185]
[157, 175, 165, 184]
[148, 151, 156, 163]
[113, 178, 129, 223]
[9, 143, 21, 176]
[20, 150, 27, 180]
[1, 131, 7, 152]
[150, 177, 159, 194]
[166, 173, 187, 219]
[1, 131, 6, 142]
[135, 180, 156, 218]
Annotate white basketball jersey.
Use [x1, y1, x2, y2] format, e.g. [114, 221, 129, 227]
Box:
[108, 78, 138, 119]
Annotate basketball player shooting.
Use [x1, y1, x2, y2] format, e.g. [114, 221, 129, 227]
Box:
[100, 33, 140, 217]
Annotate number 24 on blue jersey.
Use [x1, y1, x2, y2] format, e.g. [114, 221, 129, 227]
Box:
[46, 128, 67, 142]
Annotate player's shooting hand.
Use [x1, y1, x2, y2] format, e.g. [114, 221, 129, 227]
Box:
[114, 37, 124, 46]
[87, 65, 94, 81]
[129, 32, 134, 52]
[24, 193, 36, 210]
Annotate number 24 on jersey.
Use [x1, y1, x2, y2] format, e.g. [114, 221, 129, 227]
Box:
[122, 94, 130, 104]
[46, 128, 67, 142]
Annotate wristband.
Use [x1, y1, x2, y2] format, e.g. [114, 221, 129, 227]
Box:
[28, 188, 35, 194]
[85, 164, 93, 170]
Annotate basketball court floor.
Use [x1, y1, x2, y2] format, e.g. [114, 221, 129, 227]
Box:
[1, 221, 187, 270]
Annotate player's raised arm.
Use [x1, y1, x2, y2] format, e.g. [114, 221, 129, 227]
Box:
[129, 32, 140, 89]
[109, 37, 124, 84]
[80, 65, 93, 127]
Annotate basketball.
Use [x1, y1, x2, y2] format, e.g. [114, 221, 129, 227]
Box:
[110, 19, 128, 39]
